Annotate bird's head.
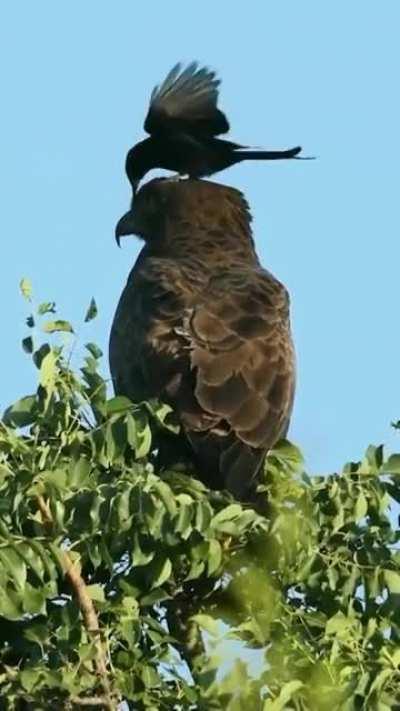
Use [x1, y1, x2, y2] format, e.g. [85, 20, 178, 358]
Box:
[124, 140, 154, 194]
[115, 177, 253, 250]
[115, 178, 168, 245]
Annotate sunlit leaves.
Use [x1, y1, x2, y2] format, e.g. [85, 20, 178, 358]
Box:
[0, 541, 58, 620]
[0, 295, 400, 707]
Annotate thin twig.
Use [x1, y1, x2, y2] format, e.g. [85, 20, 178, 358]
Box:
[37, 495, 116, 710]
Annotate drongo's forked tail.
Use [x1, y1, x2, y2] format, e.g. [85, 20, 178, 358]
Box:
[237, 146, 314, 160]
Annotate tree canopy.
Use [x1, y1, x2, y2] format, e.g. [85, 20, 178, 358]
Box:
[0, 283, 399, 710]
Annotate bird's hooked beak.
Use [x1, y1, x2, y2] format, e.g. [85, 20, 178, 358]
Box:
[115, 209, 136, 247]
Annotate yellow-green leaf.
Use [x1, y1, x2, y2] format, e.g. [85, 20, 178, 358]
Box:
[20, 278, 32, 301]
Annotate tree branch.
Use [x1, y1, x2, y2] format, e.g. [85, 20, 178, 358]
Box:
[37, 495, 117, 710]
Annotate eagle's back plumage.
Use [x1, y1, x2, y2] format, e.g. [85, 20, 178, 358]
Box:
[109, 178, 295, 499]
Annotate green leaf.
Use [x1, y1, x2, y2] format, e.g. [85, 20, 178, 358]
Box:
[195, 501, 212, 532]
[37, 301, 56, 315]
[20, 668, 40, 692]
[269, 439, 304, 470]
[133, 534, 154, 567]
[141, 665, 160, 689]
[20, 277, 32, 301]
[148, 400, 180, 434]
[42, 319, 74, 334]
[365, 443, 384, 470]
[325, 611, 352, 636]
[192, 614, 220, 637]
[0, 587, 23, 619]
[151, 557, 172, 589]
[207, 539, 222, 575]
[263, 680, 304, 710]
[22, 336, 34, 354]
[135, 422, 152, 459]
[69, 457, 91, 487]
[105, 396, 134, 415]
[141, 665, 161, 689]
[327, 567, 339, 591]
[39, 349, 57, 391]
[386, 454, 400, 473]
[24, 623, 49, 648]
[115, 488, 133, 530]
[383, 569, 400, 594]
[140, 589, 172, 606]
[42, 468, 68, 491]
[23, 583, 47, 615]
[0, 548, 27, 589]
[106, 418, 127, 462]
[175, 500, 193, 538]
[212, 504, 243, 525]
[33, 342, 51, 369]
[87, 584, 105, 602]
[3, 395, 37, 427]
[85, 342, 103, 359]
[153, 481, 177, 517]
[367, 669, 393, 698]
[354, 492, 368, 521]
[84, 297, 98, 322]
[126, 412, 138, 449]
[121, 596, 139, 615]
[51, 499, 66, 529]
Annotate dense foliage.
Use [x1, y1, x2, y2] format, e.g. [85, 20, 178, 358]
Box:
[0, 284, 399, 710]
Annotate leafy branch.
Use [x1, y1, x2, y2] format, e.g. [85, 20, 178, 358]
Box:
[36, 495, 117, 710]
[0, 287, 399, 709]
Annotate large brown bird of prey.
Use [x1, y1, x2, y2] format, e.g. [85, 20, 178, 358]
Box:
[110, 178, 296, 500]
[125, 62, 305, 193]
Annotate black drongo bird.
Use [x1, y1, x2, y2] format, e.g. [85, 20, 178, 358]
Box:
[125, 62, 307, 193]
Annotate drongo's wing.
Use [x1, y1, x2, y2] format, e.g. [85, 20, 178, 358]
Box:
[144, 62, 230, 137]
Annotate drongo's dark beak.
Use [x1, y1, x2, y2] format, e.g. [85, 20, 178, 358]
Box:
[115, 210, 136, 247]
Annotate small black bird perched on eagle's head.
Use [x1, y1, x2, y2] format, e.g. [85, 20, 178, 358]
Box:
[124, 62, 307, 194]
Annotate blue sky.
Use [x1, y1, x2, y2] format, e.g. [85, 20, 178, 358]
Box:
[1, 1, 399, 474]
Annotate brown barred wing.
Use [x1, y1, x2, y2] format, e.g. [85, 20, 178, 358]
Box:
[184, 267, 296, 497]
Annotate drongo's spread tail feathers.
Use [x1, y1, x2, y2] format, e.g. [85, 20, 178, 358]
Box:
[125, 62, 310, 192]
